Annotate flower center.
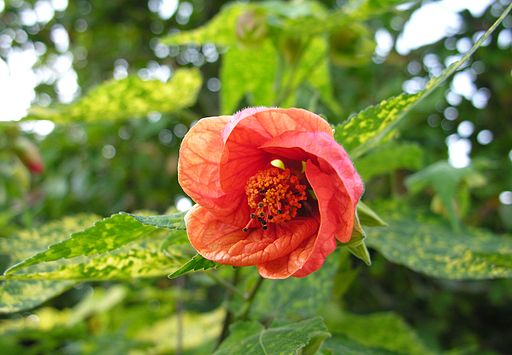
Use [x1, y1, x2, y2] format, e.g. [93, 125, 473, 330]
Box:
[243, 166, 307, 231]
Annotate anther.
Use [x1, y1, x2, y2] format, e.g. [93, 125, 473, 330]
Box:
[262, 226, 268, 230]
[242, 227, 248, 232]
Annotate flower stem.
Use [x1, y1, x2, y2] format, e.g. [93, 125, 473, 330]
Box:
[215, 268, 241, 349]
[237, 275, 265, 321]
[206, 270, 245, 299]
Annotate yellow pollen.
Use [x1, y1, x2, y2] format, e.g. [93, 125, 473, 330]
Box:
[244, 167, 307, 229]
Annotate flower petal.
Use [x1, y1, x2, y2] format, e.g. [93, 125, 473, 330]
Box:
[219, 108, 334, 192]
[185, 204, 319, 267]
[178, 116, 249, 225]
[257, 236, 317, 279]
[292, 160, 354, 277]
[259, 160, 353, 278]
[260, 131, 363, 204]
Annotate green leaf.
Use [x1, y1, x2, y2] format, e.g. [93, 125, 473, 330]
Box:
[366, 200, 512, 280]
[4, 212, 185, 276]
[1, 230, 191, 281]
[284, 0, 413, 36]
[357, 201, 387, 227]
[25, 69, 202, 123]
[355, 143, 424, 181]
[250, 250, 340, 320]
[135, 308, 225, 353]
[168, 254, 218, 279]
[0, 214, 99, 313]
[220, 40, 277, 113]
[334, 3, 512, 158]
[281, 36, 341, 115]
[322, 334, 400, 355]
[345, 214, 372, 266]
[215, 317, 330, 355]
[161, 4, 247, 46]
[405, 161, 485, 230]
[325, 311, 433, 355]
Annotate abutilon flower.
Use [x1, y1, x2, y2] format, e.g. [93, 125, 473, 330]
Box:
[178, 107, 363, 279]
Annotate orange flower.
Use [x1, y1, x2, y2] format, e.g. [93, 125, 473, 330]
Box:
[178, 108, 363, 279]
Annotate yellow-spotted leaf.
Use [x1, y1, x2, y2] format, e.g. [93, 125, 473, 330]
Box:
[25, 69, 202, 123]
[367, 200, 512, 280]
[0, 214, 99, 313]
[334, 3, 512, 158]
[4, 212, 185, 275]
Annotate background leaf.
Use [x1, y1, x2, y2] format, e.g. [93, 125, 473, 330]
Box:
[367, 200, 512, 280]
[323, 310, 433, 355]
[215, 317, 330, 355]
[220, 40, 277, 113]
[334, 3, 512, 158]
[250, 249, 340, 320]
[4, 212, 185, 275]
[25, 69, 202, 123]
[356, 142, 424, 181]
[0, 214, 98, 313]
[161, 4, 247, 46]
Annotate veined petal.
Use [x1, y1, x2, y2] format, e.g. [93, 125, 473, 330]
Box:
[260, 131, 364, 204]
[185, 205, 319, 266]
[257, 236, 317, 279]
[292, 160, 354, 277]
[220, 108, 334, 192]
[260, 161, 352, 278]
[178, 116, 248, 225]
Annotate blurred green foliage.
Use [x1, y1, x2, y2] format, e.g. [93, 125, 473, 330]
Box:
[1, 0, 512, 354]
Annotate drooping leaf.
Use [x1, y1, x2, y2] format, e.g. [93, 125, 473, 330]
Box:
[250, 250, 340, 320]
[215, 317, 330, 355]
[405, 161, 485, 230]
[4, 212, 185, 275]
[355, 142, 424, 181]
[0, 214, 99, 313]
[324, 311, 432, 355]
[367, 200, 512, 280]
[168, 254, 219, 279]
[334, 3, 512, 158]
[25, 69, 202, 123]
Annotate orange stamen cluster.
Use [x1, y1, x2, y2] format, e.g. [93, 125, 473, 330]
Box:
[243, 167, 307, 232]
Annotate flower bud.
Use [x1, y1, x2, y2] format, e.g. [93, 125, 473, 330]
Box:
[236, 9, 268, 47]
[329, 23, 375, 67]
[281, 35, 303, 66]
[13, 137, 44, 174]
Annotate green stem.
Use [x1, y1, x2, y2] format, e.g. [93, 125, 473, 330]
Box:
[206, 270, 245, 299]
[215, 268, 241, 349]
[237, 276, 265, 321]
